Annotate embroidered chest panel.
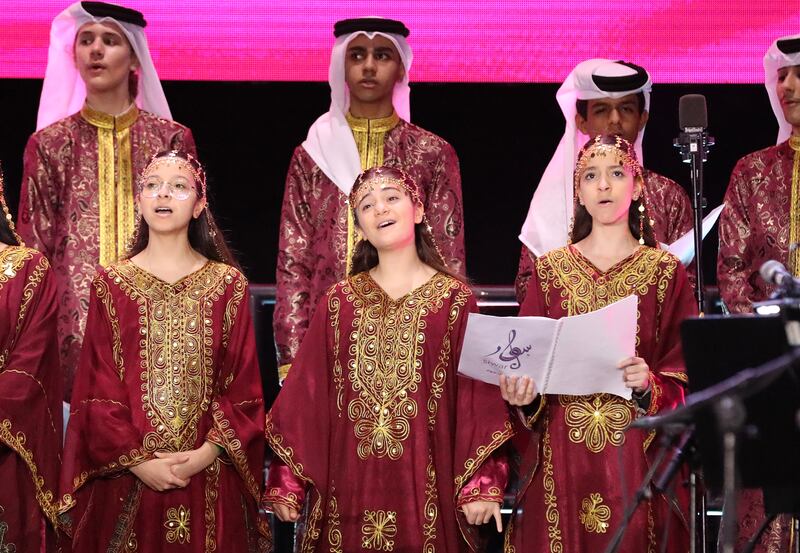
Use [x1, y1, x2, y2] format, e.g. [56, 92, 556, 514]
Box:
[109, 262, 235, 451]
[537, 247, 676, 315]
[341, 273, 457, 461]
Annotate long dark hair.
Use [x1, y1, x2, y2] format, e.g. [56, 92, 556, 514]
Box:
[570, 134, 657, 248]
[126, 150, 240, 269]
[348, 166, 461, 280]
[0, 166, 20, 247]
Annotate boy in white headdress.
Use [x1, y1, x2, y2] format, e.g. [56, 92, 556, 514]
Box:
[17, 1, 196, 400]
[717, 33, 800, 553]
[273, 17, 465, 381]
[516, 59, 693, 301]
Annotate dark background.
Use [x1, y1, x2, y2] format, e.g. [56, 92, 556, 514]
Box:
[0, 79, 778, 288]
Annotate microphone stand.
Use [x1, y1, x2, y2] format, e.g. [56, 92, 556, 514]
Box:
[674, 105, 714, 553]
[674, 127, 714, 314]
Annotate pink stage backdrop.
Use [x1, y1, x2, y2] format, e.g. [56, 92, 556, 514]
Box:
[1, 1, 798, 83]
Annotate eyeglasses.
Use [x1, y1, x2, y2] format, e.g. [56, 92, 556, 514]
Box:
[140, 180, 196, 201]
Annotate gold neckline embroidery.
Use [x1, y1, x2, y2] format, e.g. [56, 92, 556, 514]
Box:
[122, 259, 214, 289]
[81, 102, 139, 131]
[364, 271, 445, 303]
[346, 111, 401, 133]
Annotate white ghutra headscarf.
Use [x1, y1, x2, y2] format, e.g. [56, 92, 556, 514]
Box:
[36, 1, 171, 130]
[302, 17, 413, 195]
[519, 59, 652, 256]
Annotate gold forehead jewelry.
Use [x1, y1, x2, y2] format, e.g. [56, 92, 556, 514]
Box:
[349, 172, 421, 210]
[574, 135, 643, 187]
[139, 151, 206, 197]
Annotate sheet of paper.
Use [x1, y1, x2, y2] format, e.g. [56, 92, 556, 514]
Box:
[456, 312, 555, 385]
[543, 295, 637, 399]
[664, 203, 725, 266]
[457, 295, 637, 399]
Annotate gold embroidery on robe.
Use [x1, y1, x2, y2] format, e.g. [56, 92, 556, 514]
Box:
[81, 104, 138, 266]
[361, 510, 398, 551]
[108, 480, 142, 552]
[788, 136, 800, 275]
[538, 247, 673, 316]
[423, 454, 438, 549]
[265, 417, 323, 553]
[0, 506, 16, 553]
[0, 419, 59, 525]
[559, 395, 633, 453]
[109, 261, 229, 451]
[0, 247, 34, 290]
[327, 488, 343, 553]
[579, 493, 611, 533]
[344, 273, 455, 460]
[427, 287, 469, 429]
[542, 418, 563, 553]
[164, 505, 191, 544]
[329, 293, 345, 415]
[205, 459, 220, 551]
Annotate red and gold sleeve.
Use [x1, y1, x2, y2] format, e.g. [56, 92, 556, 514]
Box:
[60, 274, 149, 505]
[17, 134, 59, 257]
[426, 142, 466, 276]
[457, 450, 509, 506]
[207, 275, 266, 503]
[717, 163, 756, 314]
[646, 262, 697, 415]
[263, 457, 306, 512]
[514, 245, 537, 305]
[273, 148, 318, 375]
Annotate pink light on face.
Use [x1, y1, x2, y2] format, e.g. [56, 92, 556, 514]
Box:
[1, 1, 798, 83]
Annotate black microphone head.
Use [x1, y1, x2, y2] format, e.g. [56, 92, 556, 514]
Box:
[679, 94, 708, 129]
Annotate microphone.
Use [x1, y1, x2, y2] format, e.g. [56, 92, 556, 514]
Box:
[759, 260, 800, 291]
[674, 94, 714, 312]
[679, 94, 708, 131]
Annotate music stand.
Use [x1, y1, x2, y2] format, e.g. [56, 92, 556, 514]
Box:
[681, 314, 800, 516]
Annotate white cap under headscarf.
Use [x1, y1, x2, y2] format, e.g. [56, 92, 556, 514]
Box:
[519, 59, 652, 256]
[302, 18, 413, 195]
[36, 1, 171, 131]
[764, 33, 800, 145]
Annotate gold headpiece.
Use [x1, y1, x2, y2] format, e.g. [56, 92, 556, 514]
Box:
[348, 166, 421, 212]
[574, 134, 643, 189]
[0, 167, 23, 246]
[139, 150, 207, 198]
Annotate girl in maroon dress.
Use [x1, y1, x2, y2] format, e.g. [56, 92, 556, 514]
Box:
[502, 135, 697, 552]
[264, 166, 512, 551]
[59, 151, 270, 551]
[0, 172, 62, 552]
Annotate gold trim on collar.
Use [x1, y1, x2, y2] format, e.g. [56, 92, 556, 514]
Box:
[81, 103, 139, 131]
[345, 111, 400, 133]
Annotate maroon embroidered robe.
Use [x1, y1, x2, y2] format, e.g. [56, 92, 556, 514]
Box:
[506, 246, 697, 552]
[265, 272, 512, 551]
[59, 260, 270, 552]
[717, 138, 799, 553]
[0, 246, 62, 552]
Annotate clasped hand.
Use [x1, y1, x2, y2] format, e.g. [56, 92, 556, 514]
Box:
[130, 442, 221, 492]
